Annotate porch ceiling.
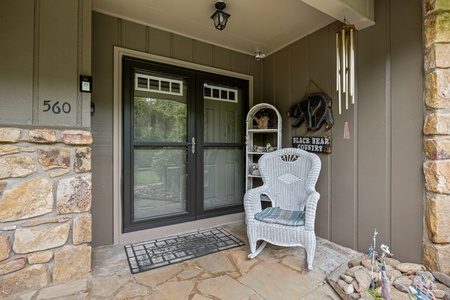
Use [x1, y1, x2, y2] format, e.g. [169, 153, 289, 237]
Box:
[92, 0, 374, 57]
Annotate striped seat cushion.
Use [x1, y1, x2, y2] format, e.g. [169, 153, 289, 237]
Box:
[254, 207, 305, 226]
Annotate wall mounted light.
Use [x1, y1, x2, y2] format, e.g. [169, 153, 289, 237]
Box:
[80, 75, 92, 93]
[211, 1, 230, 30]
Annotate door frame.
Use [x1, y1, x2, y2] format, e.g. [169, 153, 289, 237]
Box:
[113, 47, 253, 245]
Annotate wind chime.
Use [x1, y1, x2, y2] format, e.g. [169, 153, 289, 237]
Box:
[336, 20, 356, 114]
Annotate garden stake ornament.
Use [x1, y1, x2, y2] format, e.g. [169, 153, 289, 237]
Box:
[379, 244, 393, 300]
[408, 273, 436, 300]
[367, 229, 394, 299]
[368, 228, 378, 290]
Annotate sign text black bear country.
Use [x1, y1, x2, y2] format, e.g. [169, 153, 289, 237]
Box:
[292, 136, 331, 153]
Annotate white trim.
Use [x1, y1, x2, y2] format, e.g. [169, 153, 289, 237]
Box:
[113, 47, 252, 245]
[204, 83, 239, 103]
[300, 0, 375, 30]
[135, 73, 184, 96]
[113, 48, 122, 244]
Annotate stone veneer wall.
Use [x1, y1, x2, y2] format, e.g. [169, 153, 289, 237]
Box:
[423, 0, 450, 273]
[0, 127, 92, 297]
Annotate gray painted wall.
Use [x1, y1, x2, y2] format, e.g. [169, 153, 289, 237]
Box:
[265, 0, 423, 262]
[93, 0, 423, 263]
[91, 12, 262, 246]
[0, 0, 91, 128]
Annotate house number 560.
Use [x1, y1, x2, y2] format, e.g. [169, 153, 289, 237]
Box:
[42, 100, 71, 114]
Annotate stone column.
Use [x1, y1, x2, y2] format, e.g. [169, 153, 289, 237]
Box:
[423, 0, 450, 273]
[0, 128, 93, 297]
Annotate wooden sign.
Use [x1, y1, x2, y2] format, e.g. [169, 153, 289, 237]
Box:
[292, 136, 331, 153]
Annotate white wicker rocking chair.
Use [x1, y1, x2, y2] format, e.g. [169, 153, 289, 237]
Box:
[244, 148, 321, 270]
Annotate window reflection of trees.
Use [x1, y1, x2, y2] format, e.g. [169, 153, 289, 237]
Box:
[133, 97, 187, 206]
[133, 97, 187, 143]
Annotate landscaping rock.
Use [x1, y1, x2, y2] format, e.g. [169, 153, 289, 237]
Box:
[341, 274, 354, 284]
[433, 289, 446, 298]
[362, 258, 380, 272]
[338, 279, 355, 294]
[396, 262, 426, 274]
[390, 287, 411, 300]
[359, 291, 375, 300]
[384, 257, 401, 268]
[354, 269, 371, 292]
[386, 269, 402, 280]
[345, 265, 366, 277]
[328, 257, 434, 299]
[347, 256, 365, 268]
[351, 280, 359, 292]
[393, 280, 410, 293]
[434, 271, 450, 288]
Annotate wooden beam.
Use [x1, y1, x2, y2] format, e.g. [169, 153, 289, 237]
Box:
[301, 0, 375, 30]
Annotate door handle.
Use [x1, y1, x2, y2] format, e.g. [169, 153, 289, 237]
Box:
[187, 137, 196, 154]
[191, 137, 196, 154]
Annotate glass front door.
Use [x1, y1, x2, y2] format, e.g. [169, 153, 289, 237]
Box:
[133, 88, 189, 220]
[122, 57, 247, 232]
[201, 78, 244, 212]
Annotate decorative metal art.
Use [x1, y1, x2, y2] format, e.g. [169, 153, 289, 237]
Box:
[287, 93, 334, 131]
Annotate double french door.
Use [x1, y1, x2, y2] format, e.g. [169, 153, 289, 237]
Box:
[122, 57, 248, 232]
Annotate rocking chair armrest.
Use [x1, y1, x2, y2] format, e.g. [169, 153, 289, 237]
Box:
[244, 185, 270, 219]
[304, 191, 320, 232]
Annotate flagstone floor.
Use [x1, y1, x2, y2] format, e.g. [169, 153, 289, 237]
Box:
[5, 222, 362, 300]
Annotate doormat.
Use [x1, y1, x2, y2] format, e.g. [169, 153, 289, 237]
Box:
[124, 227, 245, 274]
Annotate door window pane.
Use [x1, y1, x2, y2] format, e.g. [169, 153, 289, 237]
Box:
[134, 97, 187, 143]
[134, 148, 187, 220]
[204, 147, 244, 210]
[203, 86, 242, 143]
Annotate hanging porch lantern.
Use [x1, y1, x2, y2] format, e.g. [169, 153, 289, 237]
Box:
[211, 1, 230, 31]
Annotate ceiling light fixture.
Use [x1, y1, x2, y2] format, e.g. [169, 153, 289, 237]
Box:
[211, 1, 230, 31]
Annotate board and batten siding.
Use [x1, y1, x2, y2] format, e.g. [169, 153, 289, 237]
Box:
[0, 0, 91, 128]
[92, 0, 423, 263]
[265, 0, 423, 263]
[91, 12, 262, 246]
